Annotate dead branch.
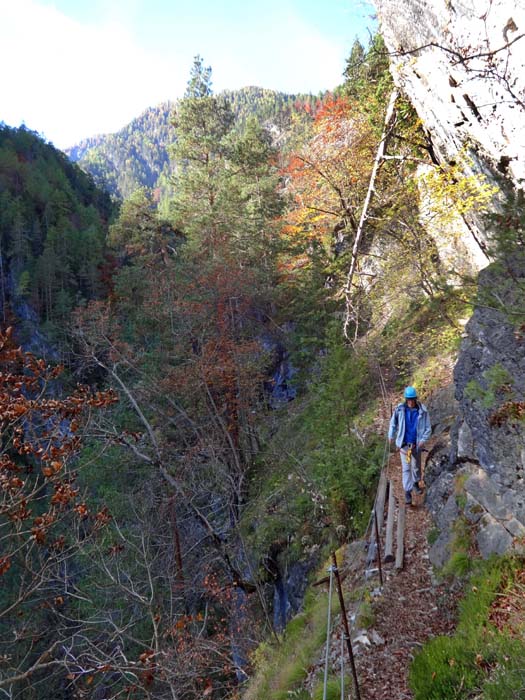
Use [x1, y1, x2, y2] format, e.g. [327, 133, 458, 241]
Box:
[343, 89, 399, 341]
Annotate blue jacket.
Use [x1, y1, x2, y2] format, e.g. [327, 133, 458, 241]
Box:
[388, 401, 431, 448]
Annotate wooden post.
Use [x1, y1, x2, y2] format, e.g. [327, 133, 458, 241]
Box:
[395, 500, 406, 570]
[376, 471, 388, 535]
[384, 483, 396, 563]
[367, 471, 388, 567]
[373, 508, 384, 587]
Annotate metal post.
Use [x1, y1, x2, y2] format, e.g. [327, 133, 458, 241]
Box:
[340, 631, 345, 700]
[331, 552, 361, 700]
[373, 508, 384, 587]
[322, 565, 334, 700]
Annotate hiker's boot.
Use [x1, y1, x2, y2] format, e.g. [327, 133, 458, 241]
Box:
[405, 491, 412, 505]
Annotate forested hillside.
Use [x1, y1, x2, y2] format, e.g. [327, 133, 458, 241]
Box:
[0, 124, 113, 348]
[1, 21, 525, 700]
[66, 85, 321, 200]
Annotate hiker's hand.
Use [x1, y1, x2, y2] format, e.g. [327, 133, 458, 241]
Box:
[418, 441, 425, 449]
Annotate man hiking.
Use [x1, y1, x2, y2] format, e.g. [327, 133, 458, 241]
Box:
[388, 386, 431, 505]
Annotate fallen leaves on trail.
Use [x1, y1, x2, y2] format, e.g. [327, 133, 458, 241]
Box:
[353, 443, 459, 700]
[488, 568, 525, 635]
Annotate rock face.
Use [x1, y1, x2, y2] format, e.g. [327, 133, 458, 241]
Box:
[425, 258, 525, 565]
[374, 0, 525, 187]
[454, 256, 525, 521]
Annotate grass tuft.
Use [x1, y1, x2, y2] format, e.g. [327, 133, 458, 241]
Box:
[410, 556, 525, 700]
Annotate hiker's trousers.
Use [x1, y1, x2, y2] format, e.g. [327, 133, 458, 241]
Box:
[400, 446, 422, 493]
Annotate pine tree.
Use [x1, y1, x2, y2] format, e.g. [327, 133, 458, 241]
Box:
[170, 57, 235, 253]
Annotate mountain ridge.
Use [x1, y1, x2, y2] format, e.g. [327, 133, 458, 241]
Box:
[65, 87, 322, 199]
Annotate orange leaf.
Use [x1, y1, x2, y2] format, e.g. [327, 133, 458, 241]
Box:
[0, 557, 11, 575]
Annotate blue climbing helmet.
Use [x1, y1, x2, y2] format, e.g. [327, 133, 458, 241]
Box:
[404, 386, 417, 399]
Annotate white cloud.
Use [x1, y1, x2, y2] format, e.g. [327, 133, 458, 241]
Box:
[0, 0, 186, 148]
[0, 0, 368, 149]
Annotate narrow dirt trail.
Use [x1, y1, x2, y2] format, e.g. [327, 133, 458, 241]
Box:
[354, 445, 458, 700]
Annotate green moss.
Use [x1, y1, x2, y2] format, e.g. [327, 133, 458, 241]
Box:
[427, 527, 440, 546]
[464, 364, 514, 410]
[465, 379, 495, 409]
[484, 364, 513, 393]
[454, 473, 468, 512]
[356, 599, 375, 629]
[456, 492, 467, 510]
[454, 472, 469, 493]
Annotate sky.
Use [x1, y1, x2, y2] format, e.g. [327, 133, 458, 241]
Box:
[0, 0, 377, 150]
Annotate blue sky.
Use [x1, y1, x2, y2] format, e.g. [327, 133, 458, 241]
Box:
[0, 0, 377, 149]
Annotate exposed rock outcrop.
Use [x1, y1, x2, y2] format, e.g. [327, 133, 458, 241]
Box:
[425, 257, 525, 565]
[374, 0, 525, 187]
[454, 256, 525, 505]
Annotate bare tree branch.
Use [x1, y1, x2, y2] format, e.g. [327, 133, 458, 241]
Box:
[343, 88, 399, 340]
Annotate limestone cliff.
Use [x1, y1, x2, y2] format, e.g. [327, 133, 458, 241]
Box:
[426, 257, 525, 566]
[374, 0, 525, 186]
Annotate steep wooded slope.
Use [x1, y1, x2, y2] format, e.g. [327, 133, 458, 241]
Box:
[0, 124, 112, 344]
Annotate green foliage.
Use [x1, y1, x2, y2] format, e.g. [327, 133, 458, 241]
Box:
[312, 676, 348, 700]
[464, 363, 514, 409]
[69, 87, 319, 201]
[378, 287, 468, 395]
[428, 527, 440, 546]
[67, 102, 177, 200]
[482, 643, 525, 700]
[443, 517, 474, 577]
[16, 268, 31, 296]
[465, 378, 495, 409]
[243, 329, 382, 593]
[410, 557, 525, 700]
[484, 363, 513, 393]
[185, 55, 213, 98]
[487, 188, 525, 261]
[421, 150, 498, 224]
[343, 34, 393, 121]
[108, 186, 182, 260]
[356, 599, 375, 629]
[168, 64, 284, 272]
[0, 124, 111, 332]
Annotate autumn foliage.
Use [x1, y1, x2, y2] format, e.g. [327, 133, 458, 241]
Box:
[0, 326, 117, 691]
[282, 95, 374, 253]
[0, 327, 116, 546]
